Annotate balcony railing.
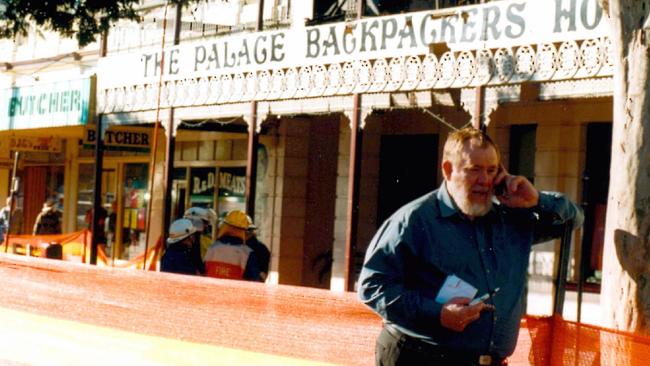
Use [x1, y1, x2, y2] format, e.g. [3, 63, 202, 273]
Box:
[107, 1, 293, 52]
[311, 0, 501, 24]
[107, 0, 503, 53]
[179, 0, 291, 41]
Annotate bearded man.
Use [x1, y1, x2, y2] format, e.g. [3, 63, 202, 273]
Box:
[358, 127, 583, 366]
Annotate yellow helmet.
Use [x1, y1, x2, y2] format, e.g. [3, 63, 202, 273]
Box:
[222, 210, 254, 230]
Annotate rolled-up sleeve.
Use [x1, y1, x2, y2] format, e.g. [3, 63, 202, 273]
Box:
[532, 192, 585, 244]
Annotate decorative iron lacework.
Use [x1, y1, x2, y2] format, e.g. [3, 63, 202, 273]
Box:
[98, 37, 614, 113]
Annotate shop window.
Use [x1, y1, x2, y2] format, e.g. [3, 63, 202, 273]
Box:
[76, 165, 114, 227]
[217, 167, 246, 220]
[77, 164, 96, 231]
[189, 167, 217, 209]
[121, 163, 149, 260]
[174, 165, 246, 221]
[509, 124, 537, 183]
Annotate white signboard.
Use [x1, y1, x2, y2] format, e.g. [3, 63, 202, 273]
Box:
[0, 78, 92, 131]
[98, 0, 608, 89]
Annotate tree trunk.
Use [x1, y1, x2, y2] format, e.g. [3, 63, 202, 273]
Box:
[600, 0, 650, 335]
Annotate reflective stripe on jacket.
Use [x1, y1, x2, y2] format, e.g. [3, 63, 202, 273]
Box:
[204, 241, 252, 280]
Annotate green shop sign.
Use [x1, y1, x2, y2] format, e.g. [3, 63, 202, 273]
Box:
[0, 77, 92, 131]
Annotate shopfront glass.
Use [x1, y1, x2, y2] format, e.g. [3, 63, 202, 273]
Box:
[216, 167, 246, 220]
[76, 162, 148, 261]
[174, 166, 246, 222]
[121, 163, 149, 259]
[189, 167, 216, 209]
[76, 163, 117, 256]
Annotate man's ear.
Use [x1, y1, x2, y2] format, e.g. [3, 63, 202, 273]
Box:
[442, 160, 453, 181]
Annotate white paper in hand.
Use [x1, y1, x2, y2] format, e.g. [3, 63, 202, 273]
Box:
[434, 274, 478, 304]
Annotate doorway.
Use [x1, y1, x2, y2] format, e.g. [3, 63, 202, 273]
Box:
[377, 134, 439, 225]
[21, 165, 65, 235]
[579, 123, 612, 289]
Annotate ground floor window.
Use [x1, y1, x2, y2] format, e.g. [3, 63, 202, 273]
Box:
[172, 165, 246, 222]
[121, 163, 149, 259]
[216, 167, 246, 220]
[77, 162, 149, 261]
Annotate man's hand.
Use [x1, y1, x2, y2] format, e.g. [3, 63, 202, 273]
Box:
[440, 297, 493, 332]
[494, 167, 539, 208]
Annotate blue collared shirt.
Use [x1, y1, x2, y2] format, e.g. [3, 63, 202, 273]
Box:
[358, 183, 584, 357]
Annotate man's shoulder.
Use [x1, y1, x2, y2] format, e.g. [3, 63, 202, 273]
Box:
[389, 190, 441, 223]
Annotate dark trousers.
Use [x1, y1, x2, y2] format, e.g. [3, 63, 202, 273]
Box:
[376, 325, 507, 366]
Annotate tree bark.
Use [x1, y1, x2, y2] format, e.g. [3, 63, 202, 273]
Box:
[600, 0, 650, 335]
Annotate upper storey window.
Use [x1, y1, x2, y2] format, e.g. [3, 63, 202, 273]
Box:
[180, 0, 291, 41]
[107, 0, 292, 52]
[311, 0, 500, 24]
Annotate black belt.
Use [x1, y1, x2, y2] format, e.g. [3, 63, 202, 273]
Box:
[383, 324, 507, 366]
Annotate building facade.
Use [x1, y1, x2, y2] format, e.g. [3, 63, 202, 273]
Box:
[0, 25, 99, 239]
[2, 0, 613, 324]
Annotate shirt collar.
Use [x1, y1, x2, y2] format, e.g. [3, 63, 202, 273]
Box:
[437, 182, 461, 218]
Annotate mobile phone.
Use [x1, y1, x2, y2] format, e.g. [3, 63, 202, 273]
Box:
[494, 166, 507, 196]
[469, 287, 500, 306]
[494, 180, 507, 196]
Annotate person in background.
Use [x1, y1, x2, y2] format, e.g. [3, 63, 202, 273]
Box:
[358, 128, 584, 366]
[85, 206, 108, 252]
[161, 218, 201, 276]
[33, 199, 62, 235]
[0, 197, 12, 243]
[183, 206, 217, 273]
[243, 215, 271, 281]
[105, 201, 118, 253]
[204, 210, 263, 282]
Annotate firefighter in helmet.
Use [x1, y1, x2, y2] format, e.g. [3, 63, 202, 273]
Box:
[161, 218, 201, 275]
[204, 210, 263, 282]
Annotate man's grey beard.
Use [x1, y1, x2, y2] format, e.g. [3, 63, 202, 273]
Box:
[458, 199, 493, 217]
[450, 183, 493, 217]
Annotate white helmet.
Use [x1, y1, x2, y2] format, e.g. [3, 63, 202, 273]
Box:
[188, 218, 205, 232]
[184, 207, 216, 224]
[167, 218, 197, 244]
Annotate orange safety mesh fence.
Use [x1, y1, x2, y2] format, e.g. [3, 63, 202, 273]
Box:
[2, 250, 650, 365]
[0, 230, 163, 270]
[96, 236, 164, 270]
[0, 230, 91, 259]
[524, 315, 650, 366]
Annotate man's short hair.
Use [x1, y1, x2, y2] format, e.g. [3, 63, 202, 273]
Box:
[442, 127, 501, 165]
